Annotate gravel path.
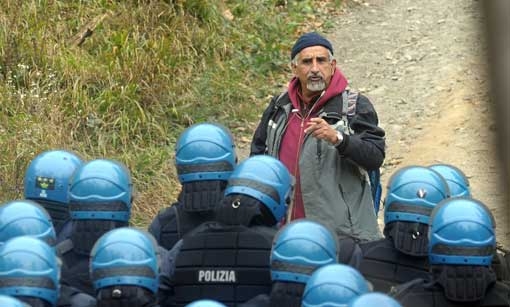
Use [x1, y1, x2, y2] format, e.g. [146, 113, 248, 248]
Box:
[329, 0, 508, 247]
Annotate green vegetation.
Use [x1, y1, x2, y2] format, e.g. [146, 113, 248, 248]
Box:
[0, 0, 342, 227]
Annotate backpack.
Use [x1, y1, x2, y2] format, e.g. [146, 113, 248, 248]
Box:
[340, 90, 383, 216]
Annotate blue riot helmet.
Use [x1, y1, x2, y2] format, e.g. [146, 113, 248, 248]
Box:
[0, 237, 60, 306]
[91, 227, 160, 294]
[185, 300, 227, 307]
[224, 155, 292, 225]
[0, 200, 56, 246]
[428, 198, 496, 302]
[271, 219, 337, 283]
[24, 150, 83, 229]
[384, 165, 450, 225]
[69, 159, 132, 222]
[383, 165, 451, 256]
[429, 197, 496, 266]
[349, 293, 402, 307]
[301, 264, 370, 307]
[0, 295, 29, 307]
[175, 123, 237, 212]
[429, 163, 471, 198]
[175, 122, 237, 183]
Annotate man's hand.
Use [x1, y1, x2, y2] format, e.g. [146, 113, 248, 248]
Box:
[304, 117, 342, 145]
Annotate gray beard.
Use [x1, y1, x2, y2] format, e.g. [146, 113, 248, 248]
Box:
[307, 79, 326, 92]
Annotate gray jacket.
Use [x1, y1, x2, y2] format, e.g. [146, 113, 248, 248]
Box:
[251, 91, 384, 242]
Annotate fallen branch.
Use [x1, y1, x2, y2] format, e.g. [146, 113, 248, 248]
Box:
[69, 12, 111, 47]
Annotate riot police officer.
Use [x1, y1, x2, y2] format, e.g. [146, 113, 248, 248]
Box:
[0, 236, 59, 307]
[269, 219, 337, 307]
[159, 155, 293, 307]
[0, 236, 95, 307]
[428, 163, 510, 284]
[91, 227, 160, 307]
[24, 150, 84, 233]
[345, 165, 450, 292]
[301, 264, 370, 307]
[391, 197, 510, 306]
[149, 123, 237, 250]
[58, 159, 133, 295]
[240, 219, 338, 307]
[0, 200, 56, 246]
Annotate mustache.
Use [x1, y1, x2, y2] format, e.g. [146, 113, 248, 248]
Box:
[307, 73, 324, 80]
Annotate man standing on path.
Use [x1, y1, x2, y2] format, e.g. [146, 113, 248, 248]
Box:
[250, 32, 385, 242]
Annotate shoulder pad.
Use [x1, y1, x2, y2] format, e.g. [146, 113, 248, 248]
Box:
[389, 278, 426, 297]
[338, 237, 357, 264]
[56, 238, 74, 256]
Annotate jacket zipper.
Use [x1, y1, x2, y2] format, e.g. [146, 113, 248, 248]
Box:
[287, 91, 325, 221]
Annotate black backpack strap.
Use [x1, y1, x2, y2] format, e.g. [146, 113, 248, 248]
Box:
[269, 91, 290, 119]
[275, 91, 288, 106]
[338, 237, 356, 265]
[341, 91, 349, 121]
[316, 94, 342, 122]
[269, 91, 291, 123]
[340, 89, 358, 134]
[342, 89, 382, 215]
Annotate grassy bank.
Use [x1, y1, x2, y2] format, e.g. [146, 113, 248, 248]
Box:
[0, 0, 342, 227]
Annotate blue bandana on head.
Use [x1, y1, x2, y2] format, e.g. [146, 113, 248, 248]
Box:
[291, 32, 334, 60]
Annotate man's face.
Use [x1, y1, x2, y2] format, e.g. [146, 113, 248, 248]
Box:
[292, 45, 336, 97]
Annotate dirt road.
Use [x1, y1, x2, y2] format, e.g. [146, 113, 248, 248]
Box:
[329, 0, 508, 247]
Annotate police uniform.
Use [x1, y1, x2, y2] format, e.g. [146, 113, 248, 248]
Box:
[392, 198, 510, 307]
[59, 240, 96, 295]
[149, 123, 237, 250]
[159, 155, 293, 307]
[356, 236, 430, 292]
[60, 158, 133, 296]
[391, 277, 510, 307]
[161, 222, 275, 307]
[352, 166, 450, 292]
[238, 294, 270, 307]
[90, 227, 161, 307]
[58, 285, 97, 307]
[267, 219, 338, 307]
[59, 220, 128, 295]
[149, 201, 217, 250]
